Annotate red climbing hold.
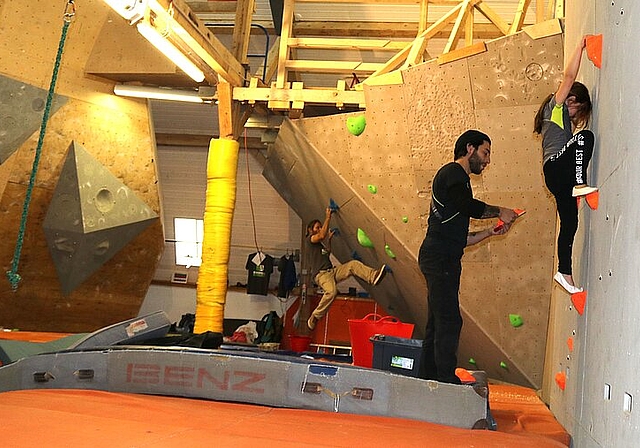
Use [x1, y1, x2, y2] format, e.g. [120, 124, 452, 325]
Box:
[555, 371, 566, 390]
[571, 290, 587, 315]
[586, 34, 603, 69]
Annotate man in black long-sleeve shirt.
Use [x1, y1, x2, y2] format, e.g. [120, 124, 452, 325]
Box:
[418, 130, 517, 384]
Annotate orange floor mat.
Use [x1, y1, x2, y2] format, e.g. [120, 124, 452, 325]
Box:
[0, 388, 569, 448]
[0, 331, 73, 343]
[0, 331, 569, 446]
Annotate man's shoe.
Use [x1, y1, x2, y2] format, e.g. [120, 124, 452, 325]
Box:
[554, 272, 583, 294]
[373, 265, 387, 285]
[572, 184, 598, 197]
[307, 315, 317, 330]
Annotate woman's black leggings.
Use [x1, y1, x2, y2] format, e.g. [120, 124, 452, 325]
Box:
[543, 130, 595, 275]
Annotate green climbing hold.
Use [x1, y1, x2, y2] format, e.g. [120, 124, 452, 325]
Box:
[357, 228, 374, 248]
[384, 244, 396, 259]
[468, 358, 476, 365]
[367, 184, 377, 194]
[346, 115, 366, 136]
[500, 361, 508, 370]
[509, 314, 524, 327]
[402, 216, 409, 223]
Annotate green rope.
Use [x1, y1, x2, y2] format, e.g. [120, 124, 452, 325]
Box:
[6, 5, 74, 290]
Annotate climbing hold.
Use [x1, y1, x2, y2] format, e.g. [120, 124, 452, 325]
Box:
[571, 291, 587, 315]
[509, 314, 523, 327]
[367, 184, 377, 194]
[329, 198, 339, 212]
[567, 337, 574, 352]
[455, 368, 476, 383]
[357, 228, 374, 248]
[555, 372, 567, 391]
[330, 227, 340, 236]
[500, 361, 508, 370]
[494, 208, 526, 232]
[585, 34, 602, 69]
[402, 216, 408, 223]
[346, 115, 366, 136]
[384, 244, 396, 259]
[468, 358, 476, 365]
[585, 191, 599, 210]
[351, 250, 362, 261]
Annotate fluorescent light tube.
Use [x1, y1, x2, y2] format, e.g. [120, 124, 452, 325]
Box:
[136, 20, 205, 83]
[114, 84, 204, 103]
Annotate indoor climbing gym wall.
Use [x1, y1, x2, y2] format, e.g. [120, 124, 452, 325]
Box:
[0, 2, 164, 332]
[265, 22, 565, 388]
[543, 1, 640, 447]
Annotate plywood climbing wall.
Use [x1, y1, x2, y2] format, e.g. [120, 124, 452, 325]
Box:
[266, 25, 565, 388]
[0, 1, 163, 332]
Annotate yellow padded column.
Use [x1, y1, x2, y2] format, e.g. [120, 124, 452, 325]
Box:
[194, 137, 239, 334]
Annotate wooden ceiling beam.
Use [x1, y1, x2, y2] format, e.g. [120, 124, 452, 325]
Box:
[156, 0, 247, 86]
[508, 0, 533, 34]
[295, 0, 462, 4]
[295, 18, 512, 39]
[443, 0, 474, 53]
[287, 37, 407, 51]
[285, 60, 383, 73]
[232, 0, 256, 63]
[233, 84, 365, 108]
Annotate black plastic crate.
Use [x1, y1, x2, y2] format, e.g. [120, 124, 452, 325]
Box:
[371, 334, 425, 377]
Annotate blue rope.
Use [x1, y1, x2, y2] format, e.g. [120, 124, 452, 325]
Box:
[6, 12, 72, 290]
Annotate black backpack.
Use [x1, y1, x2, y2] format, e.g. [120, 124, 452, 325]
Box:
[258, 311, 283, 343]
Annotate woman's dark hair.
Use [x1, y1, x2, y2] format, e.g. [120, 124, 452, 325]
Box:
[453, 130, 491, 159]
[306, 219, 321, 236]
[569, 82, 592, 129]
[533, 82, 592, 134]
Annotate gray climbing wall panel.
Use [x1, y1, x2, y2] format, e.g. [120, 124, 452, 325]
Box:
[43, 141, 158, 295]
[0, 74, 67, 164]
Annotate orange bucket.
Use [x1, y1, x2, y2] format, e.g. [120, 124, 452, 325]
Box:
[289, 335, 312, 352]
[348, 313, 414, 367]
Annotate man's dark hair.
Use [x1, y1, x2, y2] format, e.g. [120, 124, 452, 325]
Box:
[306, 219, 321, 236]
[454, 130, 491, 159]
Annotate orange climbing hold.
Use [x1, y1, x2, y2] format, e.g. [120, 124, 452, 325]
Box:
[494, 208, 526, 231]
[586, 34, 603, 69]
[455, 368, 477, 383]
[567, 336, 574, 352]
[585, 190, 599, 210]
[571, 290, 587, 315]
[555, 372, 566, 390]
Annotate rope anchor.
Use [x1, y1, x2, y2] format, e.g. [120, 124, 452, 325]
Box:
[63, 0, 76, 22]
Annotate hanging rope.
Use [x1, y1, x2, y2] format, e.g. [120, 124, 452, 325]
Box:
[6, 1, 75, 290]
[243, 129, 261, 254]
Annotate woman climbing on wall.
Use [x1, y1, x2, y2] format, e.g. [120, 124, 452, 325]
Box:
[534, 35, 597, 294]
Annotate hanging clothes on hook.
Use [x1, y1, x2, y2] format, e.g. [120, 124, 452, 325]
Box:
[277, 252, 297, 298]
[245, 251, 274, 295]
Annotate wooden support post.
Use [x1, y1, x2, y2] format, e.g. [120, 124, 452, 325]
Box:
[276, 0, 295, 89]
[419, 0, 430, 34]
[508, 0, 533, 35]
[232, 0, 256, 65]
[291, 81, 305, 112]
[217, 81, 235, 139]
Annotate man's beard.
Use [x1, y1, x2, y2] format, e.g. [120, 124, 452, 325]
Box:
[469, 152, 484, 174]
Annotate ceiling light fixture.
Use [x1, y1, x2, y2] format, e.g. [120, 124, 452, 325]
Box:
[102, 0, 205, 83]
[136, 12, 206, 83]
[102, 0, 244, 86]
[113, 84, 212, 103]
